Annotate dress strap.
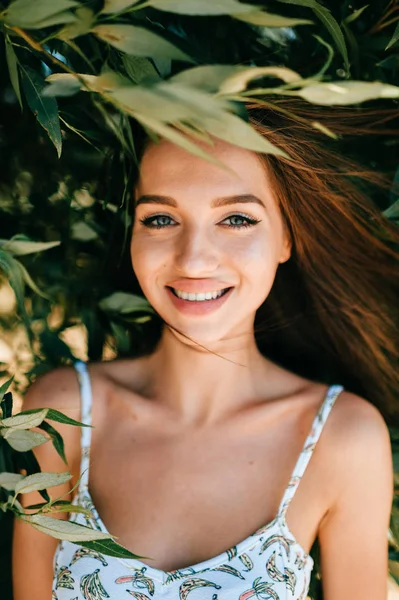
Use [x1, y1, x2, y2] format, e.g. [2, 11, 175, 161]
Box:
[73, 360, 93, 492]
[277, 384, 344, 520]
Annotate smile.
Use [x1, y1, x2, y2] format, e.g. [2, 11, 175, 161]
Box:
[170, 288, 231, 302]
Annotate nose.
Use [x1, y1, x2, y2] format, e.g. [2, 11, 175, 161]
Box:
[174, 224, 220, 276]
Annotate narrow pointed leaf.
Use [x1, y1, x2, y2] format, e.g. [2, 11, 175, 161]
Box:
[15, 471, 71, 495]
[2, 429, 49, 452]
[147, 0, 257, 15]
[99, 292, 154, 315]
[386, 22, 399, 51]
[20, 408, 91, 428]
[93, 24, 193, 62]
[4, 0, 78, 28]
[0, 377, 14, 403]
[26, 514, 113, 541]
[102, 0, 141, 13]
[79, 538, 147, 559]
[38, 420, 67, 464]
[0, 472, 24, 491]
[0, 238, 61, 256]
[1, 409, 48, 430]
[297, 81, 399, 105]
[20, 65, 62, 158]
[234, 10, 312, 27]
[5, 38, 22, 109]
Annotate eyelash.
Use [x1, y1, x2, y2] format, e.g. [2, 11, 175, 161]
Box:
[139, 213, 261, 230]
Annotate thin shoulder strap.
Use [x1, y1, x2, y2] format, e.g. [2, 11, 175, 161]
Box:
[73, 360, 93, 491]
[277, 384, 344, 520]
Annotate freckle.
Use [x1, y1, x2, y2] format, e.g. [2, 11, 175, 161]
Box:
[249, 460, 254, 465]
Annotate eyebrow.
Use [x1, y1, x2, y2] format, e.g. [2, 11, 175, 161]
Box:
[135, 194, 266, 209]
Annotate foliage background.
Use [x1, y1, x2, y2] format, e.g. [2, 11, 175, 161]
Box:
[1, 0, 399, 598]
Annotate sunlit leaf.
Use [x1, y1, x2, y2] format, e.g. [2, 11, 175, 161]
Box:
[297, 80, 399, 105]
[2, 429, 49, 452]
[146, 0, 257, 15]
[383, 199, 399, 220]
[386, 22, 399, 51]
[15, 471, 71, 495]
[57, 7, 94, 41]
[1, 408, 48, 430]
[99, 292, 153, 315]
[20, 66, 62, 158]
[0, 472, 24, 491]
[234, 10, 312, 27]
[71, 221, 98, 242]
[5, 37, 22, 109]
[109, 85, 198, 121]
[218, 65, 302, 94]
[0, 237, 60, 256]
[102, 0, 141, 13]
[93, 24, 193, 62]
[4, 0, 78, 29]
[170, 65, 245, 92]
[21, 407, 92, 428]
[26, 514, 113, 541]
[0, 249, 29, 322]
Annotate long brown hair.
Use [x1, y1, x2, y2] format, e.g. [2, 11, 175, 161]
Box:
[245, 99, 399, 424]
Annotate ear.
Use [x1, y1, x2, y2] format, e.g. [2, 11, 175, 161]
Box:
[279, 227, 292, 264]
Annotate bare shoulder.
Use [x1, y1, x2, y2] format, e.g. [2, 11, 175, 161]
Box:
[23, 364, 82, 413]
[320, 389, 392, 508]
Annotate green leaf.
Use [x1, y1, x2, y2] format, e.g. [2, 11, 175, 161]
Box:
[0, 249, 29, 323]
[20, 66, 62, 158]
[383, 198, 399, 220]
[15, 471, 71, 495]
[93, 24, 193, 62]
[146, 0, 257, 15]
[1, 408, 48, 430]
[99, 292, 154, 315]
[0, 377, 14, 404]
[5, 37, 22, 109]
[343, 5, 369, 25]
[79, 538, 147, 559]
[26, 514, 113, 541]
[20, 407, 91, 428]
[0, 472, 24, 491]
[218, 65, 302, 94]
[278, 0, 349, 72]
[161, 83, 290, 157]
[57, 7, 94, 41]
[386, 22, 399, 51]
[102, 0, 141, 13]
[2, 429, 49, 452]
[109, 85, 196, 121]
[122, 55, 160, 84]
[170, 65, 245, 92]
[297, 80, 399, 105]
[0, 237, 60, 257]
[4, 0, 78, 29]
[234, 10, 312, 27]
[38, 420, 67, 464]
[133, 112, 224, 166]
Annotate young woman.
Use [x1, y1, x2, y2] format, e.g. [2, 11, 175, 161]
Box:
[12, 101, 396, 600]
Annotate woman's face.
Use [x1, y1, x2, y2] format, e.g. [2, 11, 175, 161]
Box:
[131, 138, 291, 347]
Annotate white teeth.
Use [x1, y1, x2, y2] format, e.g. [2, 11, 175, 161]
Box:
[172, 288, 228, 302]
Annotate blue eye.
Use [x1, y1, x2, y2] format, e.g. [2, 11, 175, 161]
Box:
[221, 214, 261, 228]
[139, 215, 176, 229]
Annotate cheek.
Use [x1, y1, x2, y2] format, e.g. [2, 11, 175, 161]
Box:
[130, 233, 169, 291]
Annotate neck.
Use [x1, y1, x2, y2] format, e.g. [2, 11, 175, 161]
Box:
[143, 325, 277, 427]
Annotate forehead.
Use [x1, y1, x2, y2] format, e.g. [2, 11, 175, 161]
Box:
[136, 138, 272, 200]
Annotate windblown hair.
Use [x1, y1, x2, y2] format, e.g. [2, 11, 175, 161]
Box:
[129, 98, 399, 424]
[246, 99, 399, 424]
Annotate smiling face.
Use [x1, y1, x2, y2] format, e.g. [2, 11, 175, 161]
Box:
[131, 138, 291, 347]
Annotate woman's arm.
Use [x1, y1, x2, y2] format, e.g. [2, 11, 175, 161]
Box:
[318, 394, 393, 600]
[12, 367, 82, 600]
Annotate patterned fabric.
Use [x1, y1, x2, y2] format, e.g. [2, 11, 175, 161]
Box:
[52, 360, 344, 600]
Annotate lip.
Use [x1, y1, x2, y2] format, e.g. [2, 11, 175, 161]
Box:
[165, 286, 234, 316]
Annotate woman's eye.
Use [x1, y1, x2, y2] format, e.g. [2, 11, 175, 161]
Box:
[221, 214, 261, 228]
[139, 215, 177, 229]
